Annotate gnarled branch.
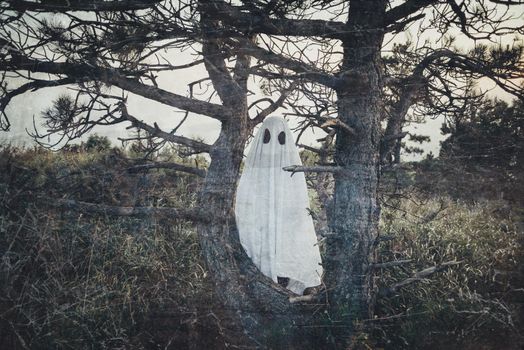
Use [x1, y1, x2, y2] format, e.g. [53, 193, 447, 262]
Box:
[384, 0, 438, 25]
[200, 0, 346, 39]
[120, 107, 211, 153]
[3, 55, 230, 120]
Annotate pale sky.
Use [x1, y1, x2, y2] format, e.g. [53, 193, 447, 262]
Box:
[1, 3, 522, 161]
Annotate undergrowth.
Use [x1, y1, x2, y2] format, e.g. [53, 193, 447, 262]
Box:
[376, 198, 522, 349]
[0, 145, 522, 349]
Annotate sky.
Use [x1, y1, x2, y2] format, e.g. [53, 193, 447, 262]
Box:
[1, 2, 522, 161]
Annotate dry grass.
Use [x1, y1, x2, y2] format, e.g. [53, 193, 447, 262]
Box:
[0, 145, 225, 349]
[376, 197, 523, 349]
[0, 145, 522, 349]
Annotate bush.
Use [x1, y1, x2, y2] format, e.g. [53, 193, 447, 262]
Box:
[84, 134, 112, 152]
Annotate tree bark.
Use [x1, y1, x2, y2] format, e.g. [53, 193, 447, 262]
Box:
[324, 0, 386, 342]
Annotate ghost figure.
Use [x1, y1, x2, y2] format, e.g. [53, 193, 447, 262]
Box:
[235, 116, 323, 294]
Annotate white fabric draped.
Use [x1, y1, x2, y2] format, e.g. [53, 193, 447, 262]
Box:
[235, 116, 323, 294]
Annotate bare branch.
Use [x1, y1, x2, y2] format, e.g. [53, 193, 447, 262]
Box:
[236, 39, 339, 88]
[384, 0, 438, 25]
[201, 40, 244, 106]
[3, 55, 230, 120]
[0, 77, 77, 131]
[200, 0, 346, 39]
[380, 261, 462, 297]
[44, 197, 209, 222]
[120, 106, 211, 153]
[250, 82, 297, 126]
[110, 75, 231, 121]
[127, 161, 206, 177]
[3, 0, 161, 13]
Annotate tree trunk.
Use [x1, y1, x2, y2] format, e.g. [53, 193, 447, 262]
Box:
[196, 2, 387, 348]
[324, 0, 386, 343]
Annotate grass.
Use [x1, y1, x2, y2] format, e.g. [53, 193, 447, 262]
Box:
[0, 145, 522, 349]
[0, 145, 223, 349]
[376, 197, 522, 349]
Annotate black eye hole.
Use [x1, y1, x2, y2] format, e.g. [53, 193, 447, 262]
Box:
[278, 131, 286, 145]
[263, 129, 271, 144]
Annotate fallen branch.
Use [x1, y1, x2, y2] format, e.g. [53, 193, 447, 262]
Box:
[127, 162, 206, 177]
[380, 260, 462, 297]
[372, 259, 412, 269]
[43, 198, 209, 222]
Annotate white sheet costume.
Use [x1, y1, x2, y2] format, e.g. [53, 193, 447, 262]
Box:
[235, 116, 323, 294]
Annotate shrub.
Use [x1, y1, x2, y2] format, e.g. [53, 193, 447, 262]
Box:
[84, 134, 112, 152]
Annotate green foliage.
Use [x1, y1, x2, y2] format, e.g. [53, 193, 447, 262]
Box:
[440, 98, 523, 170]
[84, 134, 111, 152]
[42, 94, 84, 131]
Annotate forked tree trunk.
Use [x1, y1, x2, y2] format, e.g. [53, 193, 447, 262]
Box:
[195, 2, 386, 348]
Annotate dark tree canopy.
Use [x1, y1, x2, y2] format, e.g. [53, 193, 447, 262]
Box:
[441, 98, 523, 169]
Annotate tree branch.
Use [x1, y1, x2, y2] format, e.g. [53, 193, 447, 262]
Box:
[4, 0, 161, 13]
[237, 39, 338, 88]
[4, 55, 230, 120]
[120, 105, 212, 153]
[0, 77, 78, 130]
[380, 260, 462, 297]
[250, 82, 297, 126]
[110, 75, 231, 121]
[44, 197, 209, 222]
[384, 0, 438, 25]
[127, 161, 206, 177]
[200, 0, 346, 39]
